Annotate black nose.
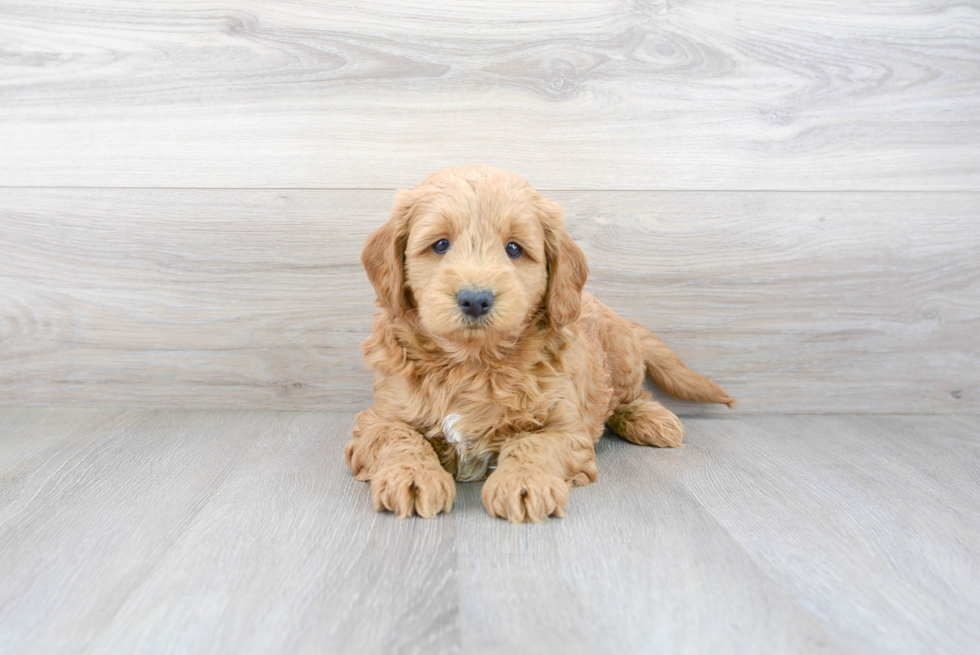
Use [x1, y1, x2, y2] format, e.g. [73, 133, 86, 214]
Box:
[457, 288, 494, 318]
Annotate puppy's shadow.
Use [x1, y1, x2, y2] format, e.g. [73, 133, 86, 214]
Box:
[452, 480, 487, 518]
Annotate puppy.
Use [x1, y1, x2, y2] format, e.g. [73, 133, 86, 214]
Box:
[345, 166, 735, 523]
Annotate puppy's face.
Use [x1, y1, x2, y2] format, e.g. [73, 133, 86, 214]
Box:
[403, 181, 549, 343]
[362, 167, 588, 347]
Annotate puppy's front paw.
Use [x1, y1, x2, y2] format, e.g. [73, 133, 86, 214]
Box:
[344, 438, 377, 481]
[481, 468, 570, 523]
[370, 461, 456, 519]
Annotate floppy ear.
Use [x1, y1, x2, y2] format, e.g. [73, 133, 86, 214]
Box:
[541, 200, 589, 328]
[361, 190, 415, 316]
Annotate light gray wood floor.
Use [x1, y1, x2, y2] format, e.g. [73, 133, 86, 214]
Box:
[1, 410, 978, 654]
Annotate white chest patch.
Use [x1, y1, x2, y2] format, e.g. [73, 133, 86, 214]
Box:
[440, 414, 492, 482]
[442, 414, 465, 446]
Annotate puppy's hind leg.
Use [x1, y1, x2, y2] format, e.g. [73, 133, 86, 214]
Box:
[588, 298, 685, 447]
[607, 394, 684, 448]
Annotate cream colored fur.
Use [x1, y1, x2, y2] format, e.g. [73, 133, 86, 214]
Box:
[345, 166, 735, 523]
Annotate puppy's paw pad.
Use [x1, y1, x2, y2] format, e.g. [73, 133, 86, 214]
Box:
[481, 469, 570, 523]
[370, 462, 456, 519]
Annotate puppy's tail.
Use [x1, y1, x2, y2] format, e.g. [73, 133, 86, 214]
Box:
[632, 324, 737, 409]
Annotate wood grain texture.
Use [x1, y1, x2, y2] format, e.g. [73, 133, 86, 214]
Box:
[1, 409, 978, 653]
[678, 415, 980, 652]
[1, 1, 978, 189]
[0, 410, 270, 653]
[2, 188, 977, 413]
[455, 414, 980, 654]
[85, 412, 458, 655]
[453, 433, 858, 654]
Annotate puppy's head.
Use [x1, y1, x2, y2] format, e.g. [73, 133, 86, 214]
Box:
[362, 166, 588, 345]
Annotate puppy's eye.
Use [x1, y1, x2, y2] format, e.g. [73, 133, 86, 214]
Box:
[432, 239, 450, 254]
[505, 242, 523, 259]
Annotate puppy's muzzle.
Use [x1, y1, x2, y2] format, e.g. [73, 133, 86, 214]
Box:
[456, 288, 494, 319]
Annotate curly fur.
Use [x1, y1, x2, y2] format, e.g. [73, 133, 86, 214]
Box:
[345, 166, 735, 523]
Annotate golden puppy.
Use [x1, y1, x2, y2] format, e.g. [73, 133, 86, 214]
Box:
[345, 166, 735, 523]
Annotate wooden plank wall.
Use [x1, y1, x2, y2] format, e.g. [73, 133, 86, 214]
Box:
[1, 1, 978, 413]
